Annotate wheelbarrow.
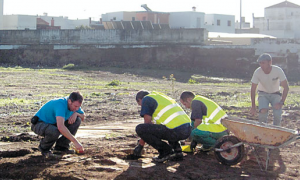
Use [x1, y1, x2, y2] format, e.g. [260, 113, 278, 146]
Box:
[214, 116, 300, 171]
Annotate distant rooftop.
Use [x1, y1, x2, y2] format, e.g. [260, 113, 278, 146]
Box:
[209, 32, 276, 39]
[266, 1, 300, 9]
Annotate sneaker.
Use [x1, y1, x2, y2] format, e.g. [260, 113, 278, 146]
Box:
[170, 152, 183, 161]
[53, 148, 75, 155]
[38, 145, 54, 158]
[152, 154, 171, 163]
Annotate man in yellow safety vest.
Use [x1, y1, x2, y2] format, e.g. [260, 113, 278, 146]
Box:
[133, 90, 191, 162]
[180, 91, 228, 152]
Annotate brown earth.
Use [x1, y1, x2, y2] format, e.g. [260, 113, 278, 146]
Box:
[1, 68, 300, 180]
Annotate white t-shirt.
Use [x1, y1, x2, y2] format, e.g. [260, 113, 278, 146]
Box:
[251, 65, 287, 93]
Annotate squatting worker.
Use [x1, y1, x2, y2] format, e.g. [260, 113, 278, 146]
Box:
[250, 53, 289, 126]
[133, 90, 191, 163]
[180, 91, 228, 152]
[31, 91, 85, 157]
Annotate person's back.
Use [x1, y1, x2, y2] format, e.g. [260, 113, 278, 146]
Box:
[134, 90, 191, 162]
[180, 91, 228, 152]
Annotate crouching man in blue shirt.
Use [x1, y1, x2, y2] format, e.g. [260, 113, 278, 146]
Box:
[31, 91, 85, 157]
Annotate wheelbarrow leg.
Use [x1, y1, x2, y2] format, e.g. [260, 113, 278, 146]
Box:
[265, 148, 271, 171]
[252, 146, 271, 171]
[252, 146, 265, 171]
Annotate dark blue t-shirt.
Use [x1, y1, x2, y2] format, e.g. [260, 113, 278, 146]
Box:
[191, 100, 207, 121]
[140, 96, 158, 117]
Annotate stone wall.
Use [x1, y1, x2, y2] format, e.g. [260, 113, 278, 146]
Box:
[0, 44, 257, 78]
[0, 29, 206, 45]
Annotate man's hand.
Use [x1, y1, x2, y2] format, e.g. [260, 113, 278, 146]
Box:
[250, 107, 257, 116]
[133, 144, 144, 156]
[74, 141, 84, 152]
[68, 113, 78, 124]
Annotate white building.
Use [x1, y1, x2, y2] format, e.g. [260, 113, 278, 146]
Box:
[0, 0, 3, 29]
[39, 13, 90, 29]
[253, 1, 300, 39]
[204, 14, 235, 33]
[0, 0, 90, 30]
[169, 11, 205, 28]
[2, 15, 36, 30]
[102, 11, 137, 21]
[169, 12, 234, 33]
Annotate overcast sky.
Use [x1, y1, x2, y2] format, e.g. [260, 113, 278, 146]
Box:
[3, 0, 299, 26]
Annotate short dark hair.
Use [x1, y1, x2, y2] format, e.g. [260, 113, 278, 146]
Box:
[180, 91, 195, 101]
[136, 90, 150, 101]
[69, 91, 83, 103]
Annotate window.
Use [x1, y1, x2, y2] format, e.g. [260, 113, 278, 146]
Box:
[132, 17, 135, 21]
[217, 20, 220, 26]
[227, 20, 231, 26]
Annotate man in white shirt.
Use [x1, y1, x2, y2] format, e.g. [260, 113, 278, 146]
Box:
[250, 53, 289, 126]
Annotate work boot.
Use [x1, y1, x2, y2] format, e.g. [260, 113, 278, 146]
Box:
[152, 153, 171, 163]
[170, 152, 183, 161]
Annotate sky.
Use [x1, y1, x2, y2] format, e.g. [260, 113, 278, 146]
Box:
[2, 0, 299, 26]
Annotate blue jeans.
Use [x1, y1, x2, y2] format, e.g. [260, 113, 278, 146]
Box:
[258, 91, 282, 126]
[31, 117, 81, 151]
[136, 123, 191, 156]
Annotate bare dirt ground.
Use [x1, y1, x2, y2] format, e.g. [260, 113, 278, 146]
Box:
[1, 67, 300, 180]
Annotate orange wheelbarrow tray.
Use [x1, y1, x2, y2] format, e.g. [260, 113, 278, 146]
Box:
[213, 116, 300, 171]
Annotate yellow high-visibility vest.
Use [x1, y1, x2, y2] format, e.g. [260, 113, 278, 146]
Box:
[193, 95, 227, 133]
[147, 92, 191, 129]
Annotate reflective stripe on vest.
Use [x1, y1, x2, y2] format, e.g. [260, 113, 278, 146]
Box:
[203, 106, 224, 124]
[161, 111, 187, 125]
[148, 92, 190, 129]
[193, 95, 227, 132]
[153, 103, 179, 123]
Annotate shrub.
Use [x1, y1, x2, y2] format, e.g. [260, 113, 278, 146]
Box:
[188, 78, 199, 84]
[62, 63, 75, 69]
[107, 80, 121, 86]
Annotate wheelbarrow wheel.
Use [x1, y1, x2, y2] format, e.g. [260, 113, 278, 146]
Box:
[214, 135, 244, 166]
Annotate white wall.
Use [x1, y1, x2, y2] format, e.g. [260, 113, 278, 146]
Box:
[253, 5, 300, 39]
[169, 12, 205, 29]
[265, 7, 300, 19]
[3, 15, 36, 30]
[204, 14, 235, 33]
[0, 0, 3, 29]
[102, 12, 124, 21]
[39, 15, 90, 29]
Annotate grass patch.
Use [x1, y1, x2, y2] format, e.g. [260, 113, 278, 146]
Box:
[0, 98, 37, 107]
[106, 80, 121, 86]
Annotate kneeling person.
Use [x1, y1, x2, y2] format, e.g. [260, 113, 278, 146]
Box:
[31, 91, 85, 157]
[180, 91, 228, 152]
[134, 90, 191, 162]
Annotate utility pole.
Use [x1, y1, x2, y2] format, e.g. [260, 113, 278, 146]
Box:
[240, 0, 242, 29]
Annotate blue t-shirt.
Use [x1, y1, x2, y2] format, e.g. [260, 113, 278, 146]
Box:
[140, 96, 158, 117]
[35, 97, 84, 124]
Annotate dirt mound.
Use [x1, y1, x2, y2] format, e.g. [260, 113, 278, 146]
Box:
[0, 133, 40, 142]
